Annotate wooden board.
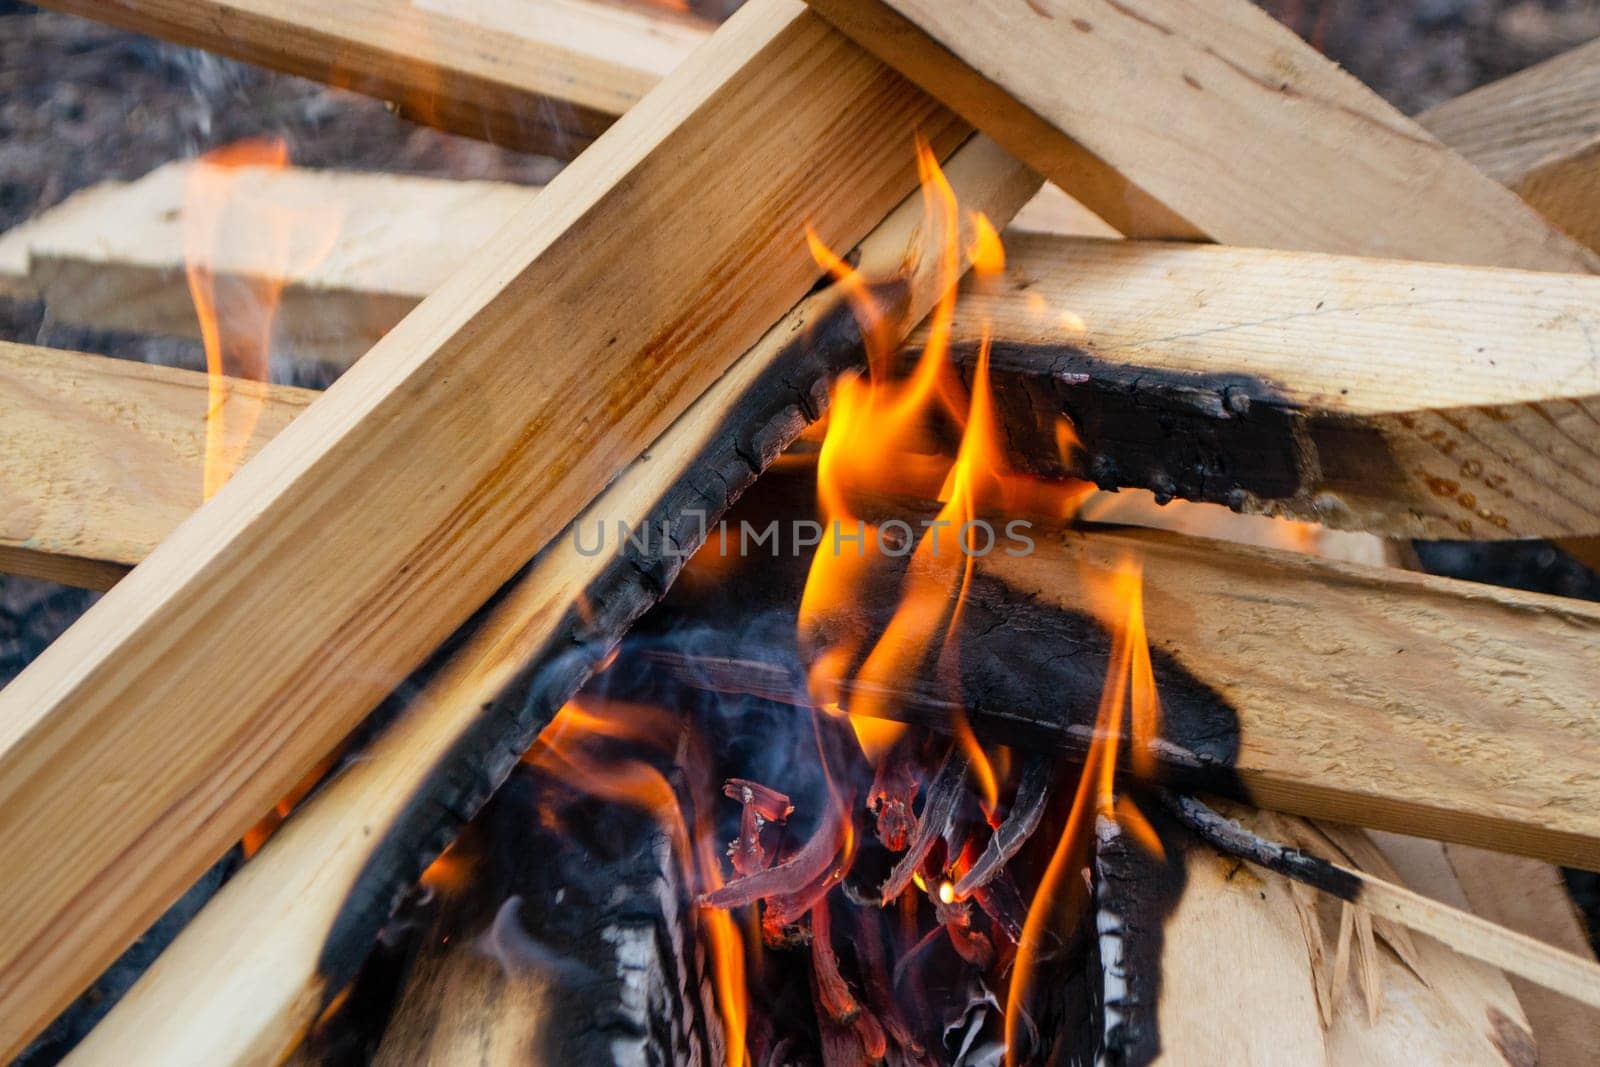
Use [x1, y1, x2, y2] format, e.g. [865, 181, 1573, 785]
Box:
[0, 3, 971, 1055]
[1377, 834, 1600, 1065]
[0, 164, 541, 366]
[979, 525, 1600, 870]
[930, 232, 1600, 540]
[0, 342, 314, 587]
[9, 230, 1597, 591]
[604, 466, 1600, 872]
[1420, 37, 1600, 252]
[62, 133, 1042, 1067]
[1110, 812, 1532, 1065]
[802, 0, 1596, 273]
[0, 162, 1091, 366]
[669, 481, 1600, 871]
[33, 0, 710, 157]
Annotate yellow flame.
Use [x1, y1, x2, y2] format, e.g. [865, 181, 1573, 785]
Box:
[1004, 557, 1164, 1063]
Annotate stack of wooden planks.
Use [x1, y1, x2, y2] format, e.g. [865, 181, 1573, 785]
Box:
[1, 0, 1599, 1062]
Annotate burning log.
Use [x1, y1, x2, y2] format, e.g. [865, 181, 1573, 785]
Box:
[952, 754, 1050, 898]
[63, 131, 1042, 1064]
[802, 0, 1596, 272]
[32, 0, 709, 158]
[933, 233, 1600, 540]
[0, 3, 976, 1054]
[724, 778, 792, 876]
[878, 747, 966, 903]
[643, 474, 1600, 871]
[362, 768, 718, 1066]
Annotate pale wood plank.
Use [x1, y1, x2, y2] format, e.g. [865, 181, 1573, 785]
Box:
[0, 161, 1091, 365]
[0, 2, 970, 1054]
[1420, 37, 1600, 195]
[11, 232, 1600, 592]
[803, 0, 1597, 273]
[977, 524, 1600, 869]
[0, 164, 541, 366]
[32, 0, 709, 157]
[1419, 38, 1600, 254]
[0, 341, 314, 587]
[1142, 811, 1532, 1065]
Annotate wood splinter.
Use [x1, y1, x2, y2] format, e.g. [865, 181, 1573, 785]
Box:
[1163, 792, 1600, 1011]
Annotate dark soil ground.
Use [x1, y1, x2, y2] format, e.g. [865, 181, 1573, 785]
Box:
[1, 0, 1599, 1051]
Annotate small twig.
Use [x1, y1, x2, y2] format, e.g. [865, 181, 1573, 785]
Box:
[1163, 792, 1600, 1010]
[878, 748, 968, 903]
[952, 754, 1051, 898]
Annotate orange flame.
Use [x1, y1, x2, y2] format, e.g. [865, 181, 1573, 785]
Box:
[1004, 557, 1163, 1063]
[183, 138, 340, 499]
[800, 144, 1088, 798]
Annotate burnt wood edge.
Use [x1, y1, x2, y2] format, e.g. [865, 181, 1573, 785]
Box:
[969, 341, 1407, 523]
[334, 770, 713, 1066]
[1093, 794, 1358, 1067]
[1159, 792, 1362, 902]
[310, 281, 911, 995]
[1093, 803, 1187, 1067]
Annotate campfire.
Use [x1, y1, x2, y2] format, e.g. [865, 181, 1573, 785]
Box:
[4, 0, 1600, 1064]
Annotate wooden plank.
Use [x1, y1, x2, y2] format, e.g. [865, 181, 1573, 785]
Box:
[9, 231, 1599, 590]
[1104, 809, 1534, 1065]
[1164, 797, 1600, 1013]
[929, 232, 1600, 540]
[0, 165, 541, 366]
[979, 526, 1600, 869]
[0, 162, 1088, 365]
[676, 496, 1600, 870]
[0, 3, 971, 1055]
[0, 342, 314, 588]
[32, 0, 710, 158]
[62, 133, 1042, 1067]
[610, 468, 1600, 869]
[1420, 37, 1600, 252]
[803, 0, 1597, 273]
[1382, 837, 1600, 1064]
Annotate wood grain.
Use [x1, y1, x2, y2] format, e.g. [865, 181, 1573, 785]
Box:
[979, 524, 1600, 870]
[929, 232, 1600, 540]
[1420, 37, 1600, 252]
[0, 164, 542, 366]
[1377, 834, 1600, 1066]
[0, 3, 970, 1055]
[1136, 811, 1532, 1065]
[32, 0, 709, 157]
[803, 0, 1596, 272]
[0, 342, 314, 587]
